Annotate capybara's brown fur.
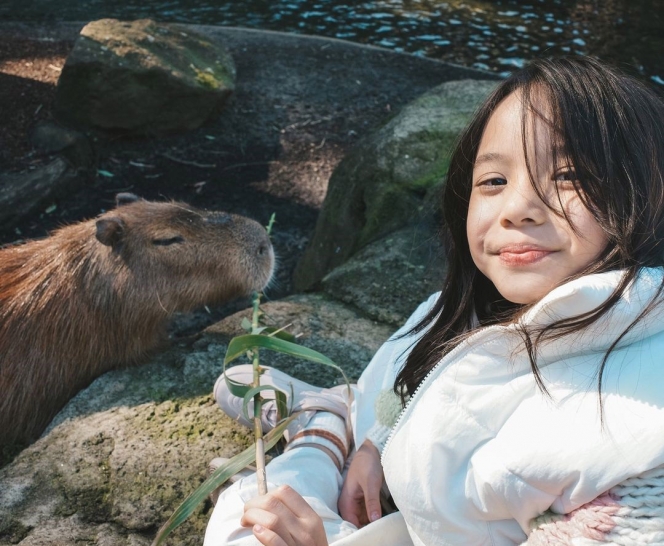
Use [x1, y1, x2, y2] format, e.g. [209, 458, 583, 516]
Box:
[0, 194, 274, 449]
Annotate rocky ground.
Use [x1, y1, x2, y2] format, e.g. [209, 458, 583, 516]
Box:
[0, 22, 489, 334]
[0, 22, 499, 545]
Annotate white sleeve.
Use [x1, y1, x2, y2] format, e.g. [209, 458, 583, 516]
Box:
[352, 292, 441, 448]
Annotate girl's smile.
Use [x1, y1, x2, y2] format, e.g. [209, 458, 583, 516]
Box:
[495, 244, 555, 266]
[467, 91, 609, 305]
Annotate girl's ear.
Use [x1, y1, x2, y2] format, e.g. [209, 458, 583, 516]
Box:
[96, 217, 125, 247]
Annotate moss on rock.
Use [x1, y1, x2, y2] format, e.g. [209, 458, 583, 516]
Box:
[55, 18, 236, 134]
[294, 79, 498, 291]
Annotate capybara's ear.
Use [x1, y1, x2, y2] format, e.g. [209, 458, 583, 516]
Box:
[96, 217, 125, 247]
[115, 193, 141, 207]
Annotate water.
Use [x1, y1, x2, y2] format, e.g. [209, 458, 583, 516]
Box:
[2, 0, 663, 88]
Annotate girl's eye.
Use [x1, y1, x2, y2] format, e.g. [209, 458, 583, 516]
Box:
[554, 169, 578, 183]
[479, 177, 507, 187]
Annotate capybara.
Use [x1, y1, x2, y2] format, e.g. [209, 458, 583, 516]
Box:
[0, 193, 274, 450]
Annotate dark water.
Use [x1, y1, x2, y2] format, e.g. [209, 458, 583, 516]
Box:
[2, 0, 663, 87]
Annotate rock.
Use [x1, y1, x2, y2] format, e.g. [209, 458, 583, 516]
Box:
[294, 79, 498, 291]
[54, 19, 236, 135]
[202, 293, 395, 385]
[321, 225, 445, 327]
[30, 120, 94, 167]
[0, 157, 89, 230]
[0, 294, 393, 546]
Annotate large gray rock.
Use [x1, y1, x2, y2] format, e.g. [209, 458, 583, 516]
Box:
[0, 294, 393, 546]
[322, 225, 445, 327]
[54, 19, 236, 134]
[294, 79, 498, 291]
[202, 293, 395, 385]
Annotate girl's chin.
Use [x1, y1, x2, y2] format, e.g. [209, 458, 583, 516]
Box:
[493, 276, 557, 305]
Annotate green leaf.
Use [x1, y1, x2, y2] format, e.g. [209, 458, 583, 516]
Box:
[151, 414, 297, 546]
[224, 374, 252, 398]
[225, 334, 351, 388]
[266, 213, 276, 236]
[261, 327, 296, 343]
[227, 335, 329, 368]
[275, 388, 289, 422]
[241, 385, 287, 422]
[97, 169, 115, 178]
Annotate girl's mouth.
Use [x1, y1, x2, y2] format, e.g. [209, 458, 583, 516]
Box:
[497, 245, 555, 266]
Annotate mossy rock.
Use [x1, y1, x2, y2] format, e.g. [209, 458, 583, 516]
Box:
[294, 79, 498, 291]
[54, 18, 236, 134]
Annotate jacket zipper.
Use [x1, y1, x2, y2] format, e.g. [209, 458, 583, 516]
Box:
[381, 325, 501, 464]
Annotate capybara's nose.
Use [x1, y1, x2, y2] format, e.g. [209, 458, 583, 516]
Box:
[258, 241, 270, 257]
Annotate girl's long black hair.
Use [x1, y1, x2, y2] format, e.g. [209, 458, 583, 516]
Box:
[395, 56, 664, 401]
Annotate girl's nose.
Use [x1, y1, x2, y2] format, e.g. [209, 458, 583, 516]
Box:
[499, 178, 547, 228]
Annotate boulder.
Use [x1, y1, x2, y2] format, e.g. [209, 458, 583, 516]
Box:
[0, 294, 393, 546]
[293, 79, 498, 291]
[54, 19, 236, 135]
[202, 293, 395, 385]
[321, 225, 445, 327]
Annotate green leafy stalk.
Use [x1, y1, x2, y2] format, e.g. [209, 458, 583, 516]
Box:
[224, 335, 351, 391]
[265, 212, 276, 235]
[252, 212, 276, 495]
[251, 290, 268, 495]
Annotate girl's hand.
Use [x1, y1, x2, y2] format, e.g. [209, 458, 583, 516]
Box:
[338, 440, 383, 527]
[241, 485, 329, 546]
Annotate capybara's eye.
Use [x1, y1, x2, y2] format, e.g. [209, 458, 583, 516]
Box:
[257, 243, 269, 256]
[152, 236, 185, 246]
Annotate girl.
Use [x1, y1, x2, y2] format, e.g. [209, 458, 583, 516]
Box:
[205, 56, 664, 545]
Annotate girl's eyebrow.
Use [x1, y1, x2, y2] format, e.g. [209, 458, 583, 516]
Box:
[474, 152, 509, 167]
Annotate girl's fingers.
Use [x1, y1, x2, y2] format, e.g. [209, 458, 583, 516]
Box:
[243, 485, 317, 523]
[242, 486, 329, 546]
[337, 480, 364, 527]
[272, 485, 318, 517]
[242, 507, 285, 533]
[252, 524, 289, 546]
[338, 440, 384, 527]
[362, 477, 382, 523]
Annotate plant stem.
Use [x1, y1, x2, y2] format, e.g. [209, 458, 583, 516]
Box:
[251, 291, 268, 495]
[252, 216, 274, 496]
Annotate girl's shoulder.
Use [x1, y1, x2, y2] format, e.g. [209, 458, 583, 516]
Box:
[410, 292, 442, 325]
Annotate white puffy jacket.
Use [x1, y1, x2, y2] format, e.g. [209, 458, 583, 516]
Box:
[348, 268, 664, 545]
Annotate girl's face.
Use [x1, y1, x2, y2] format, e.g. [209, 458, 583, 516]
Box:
[467, 91, 609, 305]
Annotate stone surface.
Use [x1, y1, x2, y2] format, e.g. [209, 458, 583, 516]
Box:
[0, 157, 90, 230]
[54, 19, 236, 134]
[322, 225, 445, 327]
[294, 79, 498, 291]
[0, 294, 393, 546]
[202, 293, 395, 386]
[30, 120, 93, 167]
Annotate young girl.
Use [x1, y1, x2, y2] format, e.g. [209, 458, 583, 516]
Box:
[204, 56, 664, 545]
